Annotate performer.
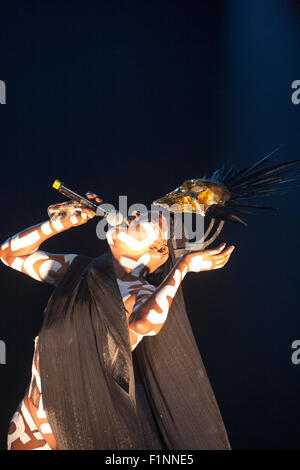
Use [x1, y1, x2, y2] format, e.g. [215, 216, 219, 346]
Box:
[1, 193, 234, 450]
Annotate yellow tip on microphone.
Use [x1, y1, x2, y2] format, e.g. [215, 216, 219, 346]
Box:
[52, 179, 62, 190]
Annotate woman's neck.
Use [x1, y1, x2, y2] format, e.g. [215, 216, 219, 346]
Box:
[112, 255, 149, 280]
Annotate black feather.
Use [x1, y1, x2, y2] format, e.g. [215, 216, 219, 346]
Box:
[229, 160, 300, 189]
[223, 147, 282, 185]
[203, 149, 300, 225]
[226, 202, 277, 211]
[206, 204, 247, 227]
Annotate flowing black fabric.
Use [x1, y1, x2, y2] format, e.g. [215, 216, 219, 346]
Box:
[38, 243, 230, 450]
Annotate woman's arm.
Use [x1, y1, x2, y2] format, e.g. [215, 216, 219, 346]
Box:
[0, 196, 100, 285]
[129, 243, 235, 336]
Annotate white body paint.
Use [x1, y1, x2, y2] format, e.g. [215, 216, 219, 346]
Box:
[69, 215, 78, 225]
[10, 231, 40, 252]
[51, 220, 64, 232]
[41, 222, 53, 235]
[188, 254, 212, 271]
[23, 252, 50, 282]
[117, 222, 157, 251]
[116, 276, 156, 351]
[119, 253, 150, 271]
[11, 257, 24, 272]
[39, 259, 62, 280]
[146, 269, 181, 324]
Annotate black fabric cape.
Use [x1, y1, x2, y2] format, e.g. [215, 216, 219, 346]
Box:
[38, 242, 231, 450]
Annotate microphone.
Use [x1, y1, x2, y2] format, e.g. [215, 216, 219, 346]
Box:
[51, 179, 124, 226]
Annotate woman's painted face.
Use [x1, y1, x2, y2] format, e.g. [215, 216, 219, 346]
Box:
[107, 212, 169, 273]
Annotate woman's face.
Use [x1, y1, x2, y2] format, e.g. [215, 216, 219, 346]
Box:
[107, 212, 169, 274]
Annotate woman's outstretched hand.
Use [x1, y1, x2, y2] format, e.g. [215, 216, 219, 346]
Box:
[181, 243, 235, 272]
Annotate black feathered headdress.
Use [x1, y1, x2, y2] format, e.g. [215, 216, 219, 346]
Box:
[153, 148, 300, 254]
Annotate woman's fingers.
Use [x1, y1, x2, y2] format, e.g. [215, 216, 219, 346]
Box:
[208, 243, 227, 255]
[186, 244, 235, 269]
[213, 246, 235, 268]
[80, 207, 95, 219]
[221, 245, 235, 258]
[215, 257, 229, 266]
[85, 191, 103, 204]
[208, 245, 235, 260]
[184, 244, 236, 271]
[86, 191, 96, 199]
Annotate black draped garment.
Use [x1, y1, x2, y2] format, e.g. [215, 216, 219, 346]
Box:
[38, 241, 231, 450]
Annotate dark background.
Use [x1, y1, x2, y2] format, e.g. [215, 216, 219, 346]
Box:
[0, 0, 300, 450]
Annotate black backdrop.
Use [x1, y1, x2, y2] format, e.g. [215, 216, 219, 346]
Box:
[0, 0, 299, 450]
